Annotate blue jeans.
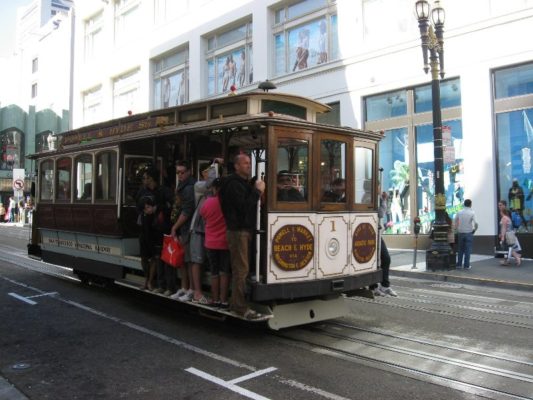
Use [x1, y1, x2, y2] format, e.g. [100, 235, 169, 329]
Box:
[457, 232, 473, 267]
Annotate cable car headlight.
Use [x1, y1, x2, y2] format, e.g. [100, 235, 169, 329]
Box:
[327, 238, 340, 257]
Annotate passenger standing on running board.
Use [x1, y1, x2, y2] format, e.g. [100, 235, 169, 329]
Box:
[170, 161, 196, 300]
[370, 188, 397, 297]
[219, 153, 266, 320]
[454, 199, 479, 269]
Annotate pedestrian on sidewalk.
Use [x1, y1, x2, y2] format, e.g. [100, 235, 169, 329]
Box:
[498, 201, 522, 266]
[0, 202, 5, 223]
[454, 199, 479, 269]
[8, 197, 16, 223]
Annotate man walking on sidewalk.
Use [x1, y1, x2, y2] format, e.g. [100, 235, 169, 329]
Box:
[454, 199, 479, 269]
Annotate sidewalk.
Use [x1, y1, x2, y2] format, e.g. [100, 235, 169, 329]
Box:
[390, 249, 533, 291]
[1, 222, 26, 227]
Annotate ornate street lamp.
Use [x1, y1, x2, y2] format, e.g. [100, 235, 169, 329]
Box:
[415, 0, 453, 270]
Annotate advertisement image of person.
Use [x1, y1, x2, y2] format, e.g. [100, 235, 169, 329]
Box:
[177, 70, 187, 105]
[293, 29, 309, 71]
[222, 56, 231, 92]
[317, 19, 327, 64]
[508, 178, 526, 230]
[390, 189, 402, 224]
[229, 54, 237, 86]
[162, 77, 171, 108]
[237, 50, 246, 87]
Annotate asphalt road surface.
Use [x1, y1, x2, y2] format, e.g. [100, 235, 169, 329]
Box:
[0, 226, 532, 400]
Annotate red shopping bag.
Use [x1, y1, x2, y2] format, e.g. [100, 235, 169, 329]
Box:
[161, 235, 184, 268]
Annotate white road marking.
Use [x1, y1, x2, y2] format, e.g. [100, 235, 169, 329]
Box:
[277, 377, 353, 400]
[228, 367, 278, 384]
[186, 367, 272, 400]
[0, 270, 350, 400]
[27, 292, 58, 299]
[8, 293, 37, 305]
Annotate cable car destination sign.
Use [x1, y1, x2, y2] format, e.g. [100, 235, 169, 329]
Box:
[272, 224, 314, 271]
[352, 222, 376, 263]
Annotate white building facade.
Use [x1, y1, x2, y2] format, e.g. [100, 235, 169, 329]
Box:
[71, 0, 533, 255]
[0, 0, 73, 203]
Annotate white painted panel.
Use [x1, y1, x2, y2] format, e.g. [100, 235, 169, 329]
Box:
[316, 214, 351, 278]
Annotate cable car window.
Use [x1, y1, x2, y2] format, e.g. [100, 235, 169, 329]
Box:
[354, 146, 373, 204]
[75, 154, 93, 202]
[262, 100, 307, 120]
[39, 159, 54, 201]
[95, 151, 117, 202]
[276, 138, 308, 202]
[320, 140, 346, 202]
[56, 157, 72, 202]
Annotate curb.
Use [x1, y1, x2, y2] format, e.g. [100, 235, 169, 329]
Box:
[390, 269, 533, 292]
[0, 376, 29, 400]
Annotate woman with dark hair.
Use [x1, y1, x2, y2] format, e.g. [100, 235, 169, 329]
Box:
[499, 201, 522, 266]
[200, 178, 231, 308]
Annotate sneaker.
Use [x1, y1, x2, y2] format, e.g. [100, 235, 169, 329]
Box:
[219, 302, 229, 310]
[243, 309, 267, 321]
[170, 288, 187, 300]
[381, 287, 398, 297]
[372, 287, 385, 296]
[163, 290, 172, 297]
[192, 295, 212, 305]
[463, 265, 471, 270]
[178, 290, 194, 302]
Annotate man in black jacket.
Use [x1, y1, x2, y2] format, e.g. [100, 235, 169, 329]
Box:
[136, 167, 173, 291]
[170, 161, 196, 300]
[220, 154, 265, 320]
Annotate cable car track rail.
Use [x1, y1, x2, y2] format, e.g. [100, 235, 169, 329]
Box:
[275, 321, 533, 400]
[347, 293, 533, 330]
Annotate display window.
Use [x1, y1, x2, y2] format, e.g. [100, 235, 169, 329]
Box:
[494, 62, 533, 233]
[273, 1, 338, 76]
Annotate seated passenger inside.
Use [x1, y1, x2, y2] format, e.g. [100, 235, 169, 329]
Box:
[81, 182, 92, 200]
[322, 178, 346, 202]
[277, 170, 304, 202]
[361, 179, 372, 204]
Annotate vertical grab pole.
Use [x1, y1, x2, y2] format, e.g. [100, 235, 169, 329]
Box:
[117, 168, 122, 219]
[253, 149, 263, 283]
[413, 216, 421, 269]
[378, 167, 384, 268]
[256, 198, 261, 282]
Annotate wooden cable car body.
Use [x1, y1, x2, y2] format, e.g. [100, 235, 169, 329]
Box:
[28, 91, 383, 329]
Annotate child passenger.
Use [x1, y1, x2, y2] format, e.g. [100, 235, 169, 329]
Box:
[200, 178, 231, 308]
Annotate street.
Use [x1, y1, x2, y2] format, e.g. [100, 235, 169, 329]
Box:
[0, 226, 532, 400]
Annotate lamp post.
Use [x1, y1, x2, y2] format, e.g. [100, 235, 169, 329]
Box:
[415, 0, 453, 271]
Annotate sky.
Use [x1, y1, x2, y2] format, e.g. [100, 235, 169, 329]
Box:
[0, 0, 33, 58]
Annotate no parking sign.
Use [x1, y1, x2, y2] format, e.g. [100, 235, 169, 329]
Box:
[12, 168, 25, 197]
